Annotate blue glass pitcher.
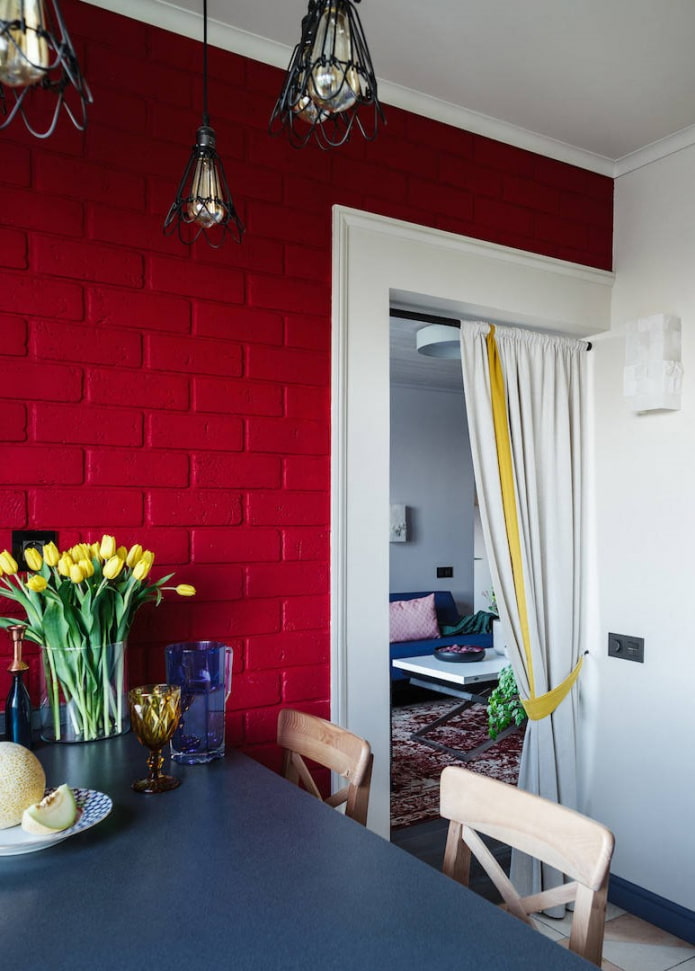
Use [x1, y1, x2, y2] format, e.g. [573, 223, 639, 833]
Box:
[164, 641, 233, 764]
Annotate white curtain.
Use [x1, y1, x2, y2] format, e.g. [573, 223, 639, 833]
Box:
[459, 322, 588, 899]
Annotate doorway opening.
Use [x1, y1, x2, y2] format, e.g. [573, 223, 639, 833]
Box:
[331, 206, 612, 839]
[387, 308, 524, 847]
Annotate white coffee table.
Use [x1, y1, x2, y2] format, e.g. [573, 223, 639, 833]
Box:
[392, 651, 519, 762]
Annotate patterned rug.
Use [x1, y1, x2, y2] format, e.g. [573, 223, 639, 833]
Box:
[390, 698, 525, 829]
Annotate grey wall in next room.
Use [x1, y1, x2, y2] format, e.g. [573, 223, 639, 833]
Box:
[389, 383, 475, 614]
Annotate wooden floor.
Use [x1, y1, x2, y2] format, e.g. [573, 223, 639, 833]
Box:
[390, 816, 510, 903]
[390, 681, 512, 902]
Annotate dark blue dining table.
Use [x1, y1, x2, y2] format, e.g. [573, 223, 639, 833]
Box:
[1, 734, 591, 969]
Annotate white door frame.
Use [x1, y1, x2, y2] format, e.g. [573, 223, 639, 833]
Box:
[330, 206, 614, 837]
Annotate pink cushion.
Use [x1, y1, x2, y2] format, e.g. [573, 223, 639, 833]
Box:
[390, 595, 440, 642]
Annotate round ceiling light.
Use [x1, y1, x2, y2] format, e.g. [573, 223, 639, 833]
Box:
[415, 324, 461, 358]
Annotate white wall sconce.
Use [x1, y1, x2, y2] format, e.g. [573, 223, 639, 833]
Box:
[623, 314, 682, 412]
[390, 504, 407, 542]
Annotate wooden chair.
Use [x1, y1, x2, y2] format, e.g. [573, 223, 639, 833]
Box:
[440, 765, 615, 967]
[276, 708, 373, 826]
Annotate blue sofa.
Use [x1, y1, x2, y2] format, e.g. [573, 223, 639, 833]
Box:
[389, 590, 493, 681]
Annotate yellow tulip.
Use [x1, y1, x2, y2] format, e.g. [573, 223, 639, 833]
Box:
[43, 541, 60, 567]
[0, 551, 18, 575]
[99, 535, 116, 559]
[116, 545, 127, 560]
[57, 554, 74, 577]
[79, 558, 95, 578]
[175, 584, 196, 597]
[103, 555, 124, 580]
[126, 544, 143, 568]
[132, 558, 152, 581]
[140, 550, 155, 567]
[69, 563, 86, 584]
[23, 547, 43, 571]
[27, 575, 48, 593]
[89, 542, 101, 560]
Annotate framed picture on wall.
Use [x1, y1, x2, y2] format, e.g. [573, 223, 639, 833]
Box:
[390, 504, 407, 542]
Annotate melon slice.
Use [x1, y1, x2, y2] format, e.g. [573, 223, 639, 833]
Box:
[21, 784, 79, 835]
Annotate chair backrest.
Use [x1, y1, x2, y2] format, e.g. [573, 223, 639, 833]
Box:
[440, 765, 615, 967]
[277, 708, 373, 826]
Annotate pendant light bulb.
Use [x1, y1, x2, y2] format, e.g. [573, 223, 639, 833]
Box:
[270, 0, 384, 150]
[185, 130, 227, 229]
[0, 0, 92, 137]
[308, 4, 359, 113]
[0, 0, 50, 87]
[294, 90, 327, 125]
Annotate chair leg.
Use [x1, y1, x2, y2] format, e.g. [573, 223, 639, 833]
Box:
[281, 748, 296, 783]
[442, 821, 472, 886]
[569, 881, 609, 967]
[345, 753, 373, 826]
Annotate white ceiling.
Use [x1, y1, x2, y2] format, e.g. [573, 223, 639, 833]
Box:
[86, 0, 695, 176]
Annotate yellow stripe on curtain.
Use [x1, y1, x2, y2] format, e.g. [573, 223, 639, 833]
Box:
[486, 326, 582, 721]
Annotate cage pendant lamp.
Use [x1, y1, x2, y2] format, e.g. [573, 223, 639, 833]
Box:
[269, 0, 384, 149]
[0, 0, 92, 138]
[163, 0, 244, 247]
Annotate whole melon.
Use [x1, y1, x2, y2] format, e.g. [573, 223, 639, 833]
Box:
[0, 742, 46, 829]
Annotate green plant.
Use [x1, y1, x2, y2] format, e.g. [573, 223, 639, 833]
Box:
[482, 587, 498, 615]
[487, 664, 526, 739]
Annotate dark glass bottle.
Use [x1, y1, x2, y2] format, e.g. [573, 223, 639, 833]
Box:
[5, 624, 32, 748]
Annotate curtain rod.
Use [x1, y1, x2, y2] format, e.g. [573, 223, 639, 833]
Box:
[390, 309, 460, 327]
[391, 308, 592, 351]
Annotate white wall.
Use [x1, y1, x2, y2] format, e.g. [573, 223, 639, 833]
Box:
[585, 145, 695, 909]
[389, 384, 474, 611]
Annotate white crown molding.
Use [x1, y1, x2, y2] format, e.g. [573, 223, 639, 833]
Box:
[81, 0, 695, 179]
[614, 122, 695, 177]
[80, 0, 292, 67]
[377, 80, 616, 177]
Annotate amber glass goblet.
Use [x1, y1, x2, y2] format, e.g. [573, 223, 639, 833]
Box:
[128, 684, 182, 793]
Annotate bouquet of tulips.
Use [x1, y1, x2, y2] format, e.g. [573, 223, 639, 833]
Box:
[0, 536, 196, 742]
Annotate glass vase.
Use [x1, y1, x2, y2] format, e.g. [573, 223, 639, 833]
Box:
[40, 641, 129, 743]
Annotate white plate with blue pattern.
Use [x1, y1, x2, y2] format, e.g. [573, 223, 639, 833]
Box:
[0, 788, 112, 856]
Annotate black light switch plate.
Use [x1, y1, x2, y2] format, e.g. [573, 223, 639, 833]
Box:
[436, 566, 454, 578]
[607, 632, 644, 663]
[12, 530, 58, 570]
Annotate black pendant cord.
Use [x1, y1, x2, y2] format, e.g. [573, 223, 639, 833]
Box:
[202, 0, 209, 128]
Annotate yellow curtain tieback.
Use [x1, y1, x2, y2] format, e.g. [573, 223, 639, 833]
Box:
[520, 654, 585, 721]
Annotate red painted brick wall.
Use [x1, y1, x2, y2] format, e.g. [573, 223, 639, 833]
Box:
[0, 1, 612, 767]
